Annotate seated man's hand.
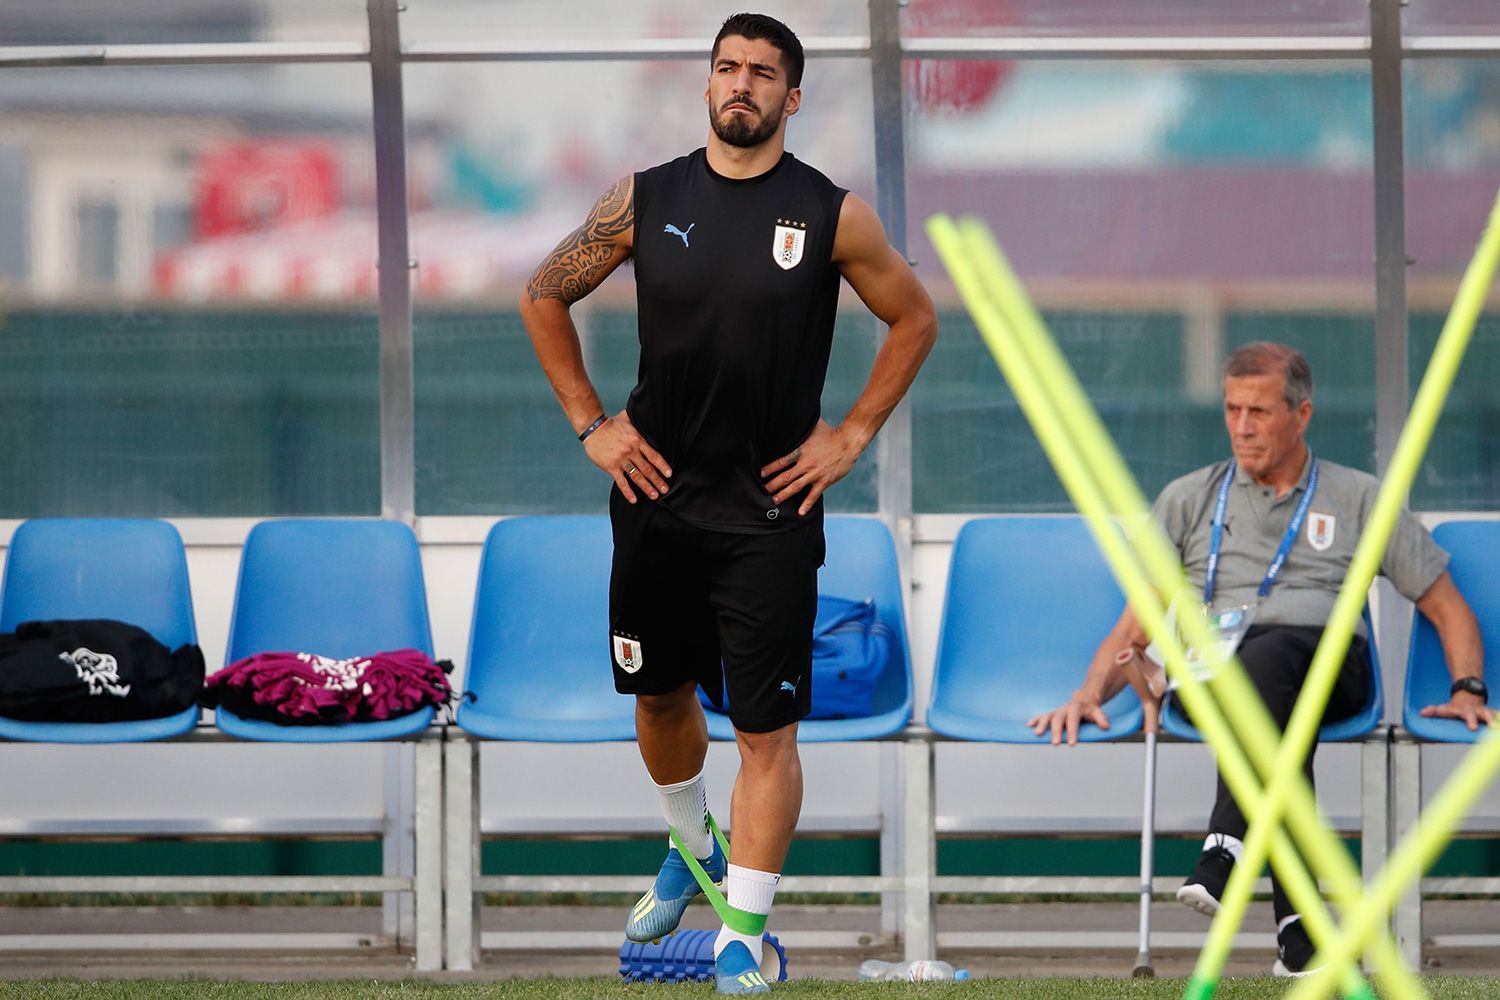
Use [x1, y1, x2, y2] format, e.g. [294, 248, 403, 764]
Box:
[1027, 692, 1110, 747]
[1419, 690, 1496, 732]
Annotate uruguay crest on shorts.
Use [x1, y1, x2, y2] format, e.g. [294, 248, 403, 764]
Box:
[773, 218, 806, 270]
[1308, 512, 1336, 552]
[612, 632, 643, 673]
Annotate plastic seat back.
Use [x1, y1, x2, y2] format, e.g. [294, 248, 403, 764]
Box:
[458, 516, 636, 742]
[1404, 521, 1499, 744]
[928, 516, 1142, 743]
[0, 518, 199, 742]
[216, 519, 435, 742]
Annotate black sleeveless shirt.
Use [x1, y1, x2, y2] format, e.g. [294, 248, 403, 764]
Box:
[628, 148, 848, 533]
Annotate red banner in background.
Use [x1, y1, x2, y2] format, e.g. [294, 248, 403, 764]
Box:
[194, 141, 340, 239]
[903, 0, 1015, 113]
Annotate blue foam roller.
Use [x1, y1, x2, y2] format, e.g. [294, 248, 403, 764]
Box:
[619, 929, 787, 982]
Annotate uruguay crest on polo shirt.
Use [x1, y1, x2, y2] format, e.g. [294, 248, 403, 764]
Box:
[1308, 512, 1336, 552]
[773, 218, 806, 270]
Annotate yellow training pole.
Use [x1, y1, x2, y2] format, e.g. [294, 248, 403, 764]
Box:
[1206, 179, 1500, 992]
[1286, 723, 1500, 1000]
[952, 218, 1419, 997]
[1273, 183, 1500, 991]
[926, 215, 1395, 1000]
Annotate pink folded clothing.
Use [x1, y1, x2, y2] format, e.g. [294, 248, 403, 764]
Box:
[202, 648, 452, 725]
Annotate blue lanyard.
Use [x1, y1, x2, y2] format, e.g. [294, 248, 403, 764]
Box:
[1203, 458, 1319, 606]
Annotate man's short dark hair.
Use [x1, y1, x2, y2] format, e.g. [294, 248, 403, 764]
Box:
[712, 12, 804, 88]
[1223, 341, 1313, 409]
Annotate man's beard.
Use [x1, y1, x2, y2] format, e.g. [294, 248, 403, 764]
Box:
[710, 97, 784, 149]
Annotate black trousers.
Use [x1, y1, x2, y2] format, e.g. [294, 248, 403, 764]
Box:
[1197, 624, 1371, 920]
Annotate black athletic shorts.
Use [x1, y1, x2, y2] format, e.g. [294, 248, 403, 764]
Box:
[607, 488, 824, 734]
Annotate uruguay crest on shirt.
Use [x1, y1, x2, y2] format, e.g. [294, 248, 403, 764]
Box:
[1308, 512, 1336, 552]
[773, 218, 806, 270]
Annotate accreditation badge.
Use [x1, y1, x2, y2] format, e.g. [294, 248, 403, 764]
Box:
[1182, 604, 1257, 684]
[1144, 600, 1256, 691]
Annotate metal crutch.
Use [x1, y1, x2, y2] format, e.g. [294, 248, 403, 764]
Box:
[1133, 722, 1159, 977]
[1120, 647, 1165, 977]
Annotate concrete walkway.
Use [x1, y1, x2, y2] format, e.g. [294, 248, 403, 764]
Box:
[0, 901, 1495, 981]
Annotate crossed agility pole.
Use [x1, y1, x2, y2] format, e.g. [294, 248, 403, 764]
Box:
[926, 186, 1500, 999]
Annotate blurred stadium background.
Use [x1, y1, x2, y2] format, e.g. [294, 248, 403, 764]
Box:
[2, 0, 1500, 972]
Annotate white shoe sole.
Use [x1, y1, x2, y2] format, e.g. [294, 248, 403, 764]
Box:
[1273, 959, 1318, 978]
[1176, 883, 1221, 917]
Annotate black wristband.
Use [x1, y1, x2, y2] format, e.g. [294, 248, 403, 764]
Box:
[1451, 676, 1489, 701]
[578, 415, 608, 442]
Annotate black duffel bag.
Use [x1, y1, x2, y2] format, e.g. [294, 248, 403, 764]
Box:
[0, 619, 205, 722]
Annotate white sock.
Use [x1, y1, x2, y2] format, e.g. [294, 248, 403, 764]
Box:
[1278, 913, 1302, 933]
[655, 770, 713, 860]
[713, 864, 781, 964]
[1205, 832, 1245, 863]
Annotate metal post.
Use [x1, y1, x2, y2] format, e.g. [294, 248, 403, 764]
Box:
[1361, 730, 1392, 972]
[901, 729, 935, 959]
[445, 734, 482, 970]
[868, 0, 916, 942]
[867, 0, 914, 559]
[368, 0, 417, 944]
[879, 741, 902, 940]
[368, 0, 416, 525]
[413, 736, 444, 970]
[1370, 0, 1410, 731]
[868, 0, 914, 577]
[1390, 731, 1424, 970]
[1132, 732, 1159, 977]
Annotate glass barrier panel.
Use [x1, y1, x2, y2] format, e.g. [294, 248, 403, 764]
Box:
[907, 59, 1375, 511]
[407, 55, 879, 514]
[1405, 58, 1500, 511]
[0, 63, 380, 517]
[1404, 2, 1500, 37]
[0, 1, 368, 46]
[400, 0, 870, 46]
[902, 0, 1370, 40]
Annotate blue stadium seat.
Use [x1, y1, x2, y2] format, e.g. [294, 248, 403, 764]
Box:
[1403, 521, 1498, 744]
[703, 516, 914, 742]
[927, 516, 1143, 743]
[1392, 520, 1499, 967]
[1159, 607, 1384, 743]
[456, 515, 636, 742]
[214, 519, 438, 742]
[0, 518, 200, 743]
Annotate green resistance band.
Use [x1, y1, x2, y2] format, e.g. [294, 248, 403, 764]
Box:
[669, 812, 767, 937]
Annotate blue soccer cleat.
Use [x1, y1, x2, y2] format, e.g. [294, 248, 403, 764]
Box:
[714, 940, 771, 995]
[625, 837, 727, 943]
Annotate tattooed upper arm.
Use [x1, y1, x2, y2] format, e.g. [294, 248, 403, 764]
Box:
[526, 175, 634, 305]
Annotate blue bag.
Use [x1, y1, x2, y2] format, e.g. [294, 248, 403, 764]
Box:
[808, 595, 891, 719]
[698, 595, 891, 720]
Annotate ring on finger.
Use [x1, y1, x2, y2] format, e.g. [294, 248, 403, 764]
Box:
[624, 463, 637, 475]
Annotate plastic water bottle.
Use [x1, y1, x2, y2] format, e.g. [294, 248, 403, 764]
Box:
[857, 958, 970, 981]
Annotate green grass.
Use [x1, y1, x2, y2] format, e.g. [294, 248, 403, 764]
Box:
[2, 979, 1499, 1000]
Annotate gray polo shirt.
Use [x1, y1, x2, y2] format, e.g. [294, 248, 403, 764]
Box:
[1151, 451, 1448, 636]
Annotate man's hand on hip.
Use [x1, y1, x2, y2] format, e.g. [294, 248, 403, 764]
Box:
[584, 410, 672, 503]
[760, 420, 862, 517]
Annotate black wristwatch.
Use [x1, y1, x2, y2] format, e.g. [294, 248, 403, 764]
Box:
[1451, 676, 1490, 702]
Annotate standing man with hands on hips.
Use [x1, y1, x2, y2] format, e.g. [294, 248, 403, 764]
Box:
[518, 12, 936, 995]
